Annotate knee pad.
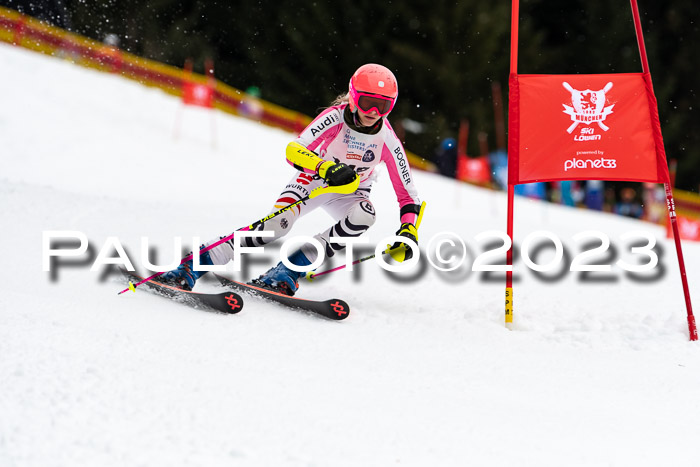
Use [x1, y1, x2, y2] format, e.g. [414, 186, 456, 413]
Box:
[346, 200, 376, 230]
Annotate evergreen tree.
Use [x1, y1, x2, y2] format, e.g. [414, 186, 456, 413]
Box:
[4, 0, 698, 190]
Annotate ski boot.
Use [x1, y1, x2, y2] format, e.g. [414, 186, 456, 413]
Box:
[250, 249, 312, 296]
[156, 248, 213, 291]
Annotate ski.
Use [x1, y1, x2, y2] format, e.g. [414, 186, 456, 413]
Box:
[214, 274, 349, 320]
[120, 269, 244, 315]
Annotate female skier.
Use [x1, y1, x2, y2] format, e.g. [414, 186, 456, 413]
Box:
[158, 63, 423, 296]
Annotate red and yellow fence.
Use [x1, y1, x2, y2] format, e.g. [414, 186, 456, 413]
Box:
[674, 189, 700, 220]
[0, 6, 310, 133]
[0, 6, 435, 171]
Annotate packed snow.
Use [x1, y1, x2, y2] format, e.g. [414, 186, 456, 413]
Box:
[1, 42, 699, 467]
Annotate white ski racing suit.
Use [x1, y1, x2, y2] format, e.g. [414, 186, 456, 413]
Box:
[206, 103, 422, 266]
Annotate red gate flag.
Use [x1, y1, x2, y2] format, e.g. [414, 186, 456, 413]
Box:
[506, 0, 697, 340]
[457, 155, 491, 185]
[182, 81, 214, 108]
[181, 58, 215, 109]
[174, 58, 217, 149]
[511, 73, 668, 184]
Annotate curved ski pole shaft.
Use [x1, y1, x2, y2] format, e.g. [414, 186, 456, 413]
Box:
[118, 197, 310, 294]
[118, 180, 361, 294]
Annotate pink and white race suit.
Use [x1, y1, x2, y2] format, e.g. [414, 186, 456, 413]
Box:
[207, 104, 421, 265]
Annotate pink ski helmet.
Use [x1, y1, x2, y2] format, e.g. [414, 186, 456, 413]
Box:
[348, 64, 398, 116]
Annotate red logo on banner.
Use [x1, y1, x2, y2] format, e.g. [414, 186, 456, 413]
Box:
[513, 73, 660, 184]
[562, 81, 615, 134]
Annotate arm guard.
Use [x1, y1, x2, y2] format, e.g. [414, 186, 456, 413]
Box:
[286, 142, 334, 177]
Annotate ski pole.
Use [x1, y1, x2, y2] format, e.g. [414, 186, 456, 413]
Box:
[118, 178, 360, 294]
[306, 242, 419, 281]
[307, 201, 426, 281]
[307, 250, 385, 281]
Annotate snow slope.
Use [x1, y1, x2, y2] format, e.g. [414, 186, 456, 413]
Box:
[1, 42, 699, 467]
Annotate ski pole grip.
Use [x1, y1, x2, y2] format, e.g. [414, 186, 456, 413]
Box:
[309, 176, 360, 199]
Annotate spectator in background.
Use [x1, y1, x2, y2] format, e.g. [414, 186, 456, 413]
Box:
[604, 186, 617, 212]
[559, 180, 576, 206]
[488, 149, 509, 190]
[614, 187, 644, 218]
[240, 86, 264, 120]
[435, 137, 457, 179]
[642, 183, 666, 223]
[584, 180, 605, 211]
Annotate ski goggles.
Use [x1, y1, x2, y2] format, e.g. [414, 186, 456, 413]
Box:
[350, 90, 396, 116]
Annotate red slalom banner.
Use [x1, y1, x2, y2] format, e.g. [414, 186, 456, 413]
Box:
[667, 215, 700, 242]
[512, 73, 664, 184]
[174, 58, 217, 148]
[457, 156, 491, 185]
[182, 81, 214, 108]
[506, 0, 697, 340]
[181, 58, 215, 108]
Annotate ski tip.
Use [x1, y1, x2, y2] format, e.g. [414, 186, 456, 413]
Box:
[327, 299, 350, 320]
[223, 293, 244, 314]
